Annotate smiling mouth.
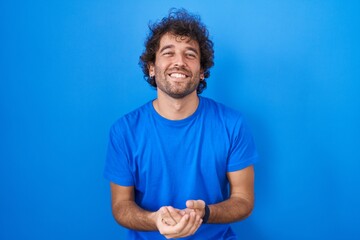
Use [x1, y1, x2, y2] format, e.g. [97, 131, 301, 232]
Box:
[168, 73, 188, 79]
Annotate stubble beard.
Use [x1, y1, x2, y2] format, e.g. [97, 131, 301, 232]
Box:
[155, 68, 200, 99]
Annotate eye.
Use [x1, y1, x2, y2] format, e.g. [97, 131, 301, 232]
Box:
[163, 51, 174, 56]
[185, 52, 197, 59]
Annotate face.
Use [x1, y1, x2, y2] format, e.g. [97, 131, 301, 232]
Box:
[149, 33, 204, 99]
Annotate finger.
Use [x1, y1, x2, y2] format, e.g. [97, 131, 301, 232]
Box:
[186, 199, 205, 210]
[164, 207, 178, 225]
[187, 214, 202, 235]
[166, 206, 182, 223]
[163, 214, 190, 238]
[161, 215, 175, 226]
[158, 206, 168, 222]
[160, 206, 170, 215]
[157, 206, 181, 227]
[159, 207, 175, 226]
[170, 211, 197, 238]
[181, 208, 194, 215]
[186, 200, 194, 208]
[184, 211, 203, 237]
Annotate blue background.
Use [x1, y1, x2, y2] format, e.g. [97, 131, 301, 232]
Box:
[1, 0, 359, 239]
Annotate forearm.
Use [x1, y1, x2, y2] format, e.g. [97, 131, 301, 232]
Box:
[112, 200, 157, 231]
[207, 196, 253, 224]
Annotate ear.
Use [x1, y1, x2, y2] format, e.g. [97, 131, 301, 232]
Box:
[200, 71, 205, 80]
[148, 63, 155, 78]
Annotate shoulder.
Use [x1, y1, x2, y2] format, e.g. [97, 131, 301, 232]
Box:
[110, 101, 152, 136]
[200, 96, 244, 123]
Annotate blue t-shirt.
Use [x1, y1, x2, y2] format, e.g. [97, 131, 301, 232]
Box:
[104, 96, 258, 239]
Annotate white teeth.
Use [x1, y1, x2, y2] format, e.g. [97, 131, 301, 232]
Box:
[170, 73, 186, 78]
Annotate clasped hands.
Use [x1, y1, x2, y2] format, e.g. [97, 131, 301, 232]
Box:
[154, 200, 206, 239]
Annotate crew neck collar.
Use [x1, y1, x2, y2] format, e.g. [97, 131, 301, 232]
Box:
[149, 96, 203, 126]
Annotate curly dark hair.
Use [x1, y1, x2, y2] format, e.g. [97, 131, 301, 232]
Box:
[139, 8, 214, 94]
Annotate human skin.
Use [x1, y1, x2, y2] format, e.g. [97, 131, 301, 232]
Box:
[149, 33, 204, 100]
[110, 166, 255, 238]
[110, 33, 255, 238]
[161, 166, 255, 225]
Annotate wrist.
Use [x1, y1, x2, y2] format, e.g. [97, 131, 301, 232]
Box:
[148, 211, 159, 230]
[202, 205, 210, 223]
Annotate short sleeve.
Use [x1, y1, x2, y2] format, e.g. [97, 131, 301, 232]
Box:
[227, 117, 259, 172]
[103, 124, 134, 186]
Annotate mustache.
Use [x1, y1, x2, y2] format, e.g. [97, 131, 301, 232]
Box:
[167, 66, 192, 75]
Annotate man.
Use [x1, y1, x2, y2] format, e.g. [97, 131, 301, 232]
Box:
[104, 8, 258, 239]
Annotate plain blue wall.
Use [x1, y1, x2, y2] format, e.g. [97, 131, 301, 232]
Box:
[1, 0, 359, 239]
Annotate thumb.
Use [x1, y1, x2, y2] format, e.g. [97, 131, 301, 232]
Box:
[186, 200, 195, 208]
[186, 199, 205, 209]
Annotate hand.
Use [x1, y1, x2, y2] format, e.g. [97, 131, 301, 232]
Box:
[160, 206, 184, 226]
[184, 199, 206, 219]
[154, 206, 202, 239]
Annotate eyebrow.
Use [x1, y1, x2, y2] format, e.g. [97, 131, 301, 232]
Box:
[186, 47, 199, 55]
[159, 45, 174, 53]
[159, 45, 199, 56]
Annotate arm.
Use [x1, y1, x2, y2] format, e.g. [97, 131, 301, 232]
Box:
[186, 165, 255, 223]
[110, 182, 157, 230]
[110, 182, 202, 238]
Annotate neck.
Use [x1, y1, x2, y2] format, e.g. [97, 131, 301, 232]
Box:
[153, 90, 199, 120]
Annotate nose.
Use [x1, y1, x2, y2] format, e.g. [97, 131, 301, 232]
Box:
[173, 53, 187, 67]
